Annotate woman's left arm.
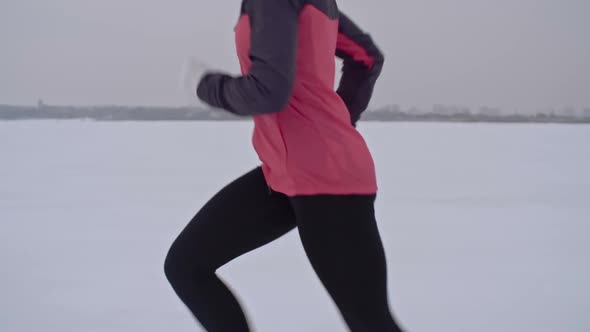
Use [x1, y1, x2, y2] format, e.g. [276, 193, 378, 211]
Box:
[197, 0, 299, 116]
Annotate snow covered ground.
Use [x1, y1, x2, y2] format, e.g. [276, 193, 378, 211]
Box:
[1, 121, 589, 332]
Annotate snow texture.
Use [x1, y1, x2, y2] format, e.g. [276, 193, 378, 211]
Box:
[1, 121, 589, 332]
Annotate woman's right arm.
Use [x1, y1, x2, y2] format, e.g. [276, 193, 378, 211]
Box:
[196, 0, 299, 116]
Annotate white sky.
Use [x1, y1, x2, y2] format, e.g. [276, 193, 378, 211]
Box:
[1, 0, 589, 111]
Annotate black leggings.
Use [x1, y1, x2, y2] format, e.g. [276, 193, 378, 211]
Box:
[164, 167, 403, 332]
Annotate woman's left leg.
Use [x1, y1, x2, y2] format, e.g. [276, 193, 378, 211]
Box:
[164, 168, 296, 332]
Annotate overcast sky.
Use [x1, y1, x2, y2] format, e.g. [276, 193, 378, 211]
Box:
[1, 0, 589, 111]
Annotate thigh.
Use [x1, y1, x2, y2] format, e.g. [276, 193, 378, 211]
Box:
[290, 195, 391, 317]
[169, 167, 297, 271]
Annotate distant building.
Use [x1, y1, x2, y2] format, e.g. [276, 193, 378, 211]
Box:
[388, 104, 402, 113]
[561, 107, 577, 118]
[372, 104, 402, 114]
[583, 108, 590, 118]
[433, 104, 465, 116]
[408, 106, 425, 115]
[478, 106, 501, 117]
[432, 104, 448, 115]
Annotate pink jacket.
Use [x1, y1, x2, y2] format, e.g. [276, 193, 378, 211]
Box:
[197, 0, 384, 196]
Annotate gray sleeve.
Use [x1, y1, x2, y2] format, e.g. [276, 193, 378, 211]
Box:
[197, 0, 299, 116]
[335, 11, 384, 126]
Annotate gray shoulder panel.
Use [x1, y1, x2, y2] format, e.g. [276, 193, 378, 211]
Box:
[198, 0, 299, 115]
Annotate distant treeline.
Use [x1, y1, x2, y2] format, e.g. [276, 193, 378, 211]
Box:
[0, 104, 239, 121]
[1, 103, 589, 124]
[364, 104, 590, 124]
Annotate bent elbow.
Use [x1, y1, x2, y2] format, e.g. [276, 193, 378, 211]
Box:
[370, 49, 385, 76]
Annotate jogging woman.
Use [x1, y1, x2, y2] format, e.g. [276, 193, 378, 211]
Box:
[165, 1, 405, 331]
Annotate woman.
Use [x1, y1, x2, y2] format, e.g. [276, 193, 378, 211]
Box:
[165, 0, 404, 331]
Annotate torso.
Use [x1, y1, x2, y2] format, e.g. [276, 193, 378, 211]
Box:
[236, 0, 378, 196]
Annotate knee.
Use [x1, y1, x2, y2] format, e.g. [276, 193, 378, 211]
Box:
[164, 242, 196, 286]
[164, 244, 183, 285]
[163, 241, 214, 287]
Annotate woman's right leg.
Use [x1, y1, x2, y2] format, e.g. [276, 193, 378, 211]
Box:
[290, 194, 404, 332]
[164, 167, 296, 332]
